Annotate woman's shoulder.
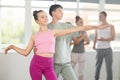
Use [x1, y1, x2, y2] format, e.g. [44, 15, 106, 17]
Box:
[48, 29, 56, 37]
[30, 33, 37, 41]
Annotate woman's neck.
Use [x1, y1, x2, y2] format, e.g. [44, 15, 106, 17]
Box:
[39, 26, 48, 32]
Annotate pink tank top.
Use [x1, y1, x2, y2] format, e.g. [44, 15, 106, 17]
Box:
[34, 30, 55, 53]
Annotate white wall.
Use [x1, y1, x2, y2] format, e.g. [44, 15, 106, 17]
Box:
[0, 51, 120, 80]
[0, 52, 33, 80]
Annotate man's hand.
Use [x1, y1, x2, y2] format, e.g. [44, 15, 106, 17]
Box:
[33, 47, 37, 54]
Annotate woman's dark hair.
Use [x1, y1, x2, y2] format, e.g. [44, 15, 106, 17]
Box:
[33, 10, 43, 20]
[75, 15, 82, 23]
[49, 4, 63, 16]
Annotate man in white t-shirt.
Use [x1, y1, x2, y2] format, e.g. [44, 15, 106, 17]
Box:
[93, 11, 115, 80]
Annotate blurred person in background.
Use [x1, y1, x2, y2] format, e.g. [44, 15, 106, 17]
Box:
[93, 11, 115, 80]
[71, 16, 90, 80]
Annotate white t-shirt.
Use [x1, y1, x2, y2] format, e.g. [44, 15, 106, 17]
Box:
[96, 26, 111, 49]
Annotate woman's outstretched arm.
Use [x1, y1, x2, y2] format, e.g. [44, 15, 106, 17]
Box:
[4, 35, 34, 56]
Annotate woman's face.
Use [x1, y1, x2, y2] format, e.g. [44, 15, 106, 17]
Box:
[76, 19, 83, 26]
[36, 11, 48, 26]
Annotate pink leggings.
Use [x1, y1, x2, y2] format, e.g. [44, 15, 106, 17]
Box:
[30, 55, 58, 80]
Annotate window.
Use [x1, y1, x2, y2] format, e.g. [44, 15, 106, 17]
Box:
[105, 4, 120, 51]
[0, 0, 25, 50]
[31, 1, 54, 8]
[62, 10, 76, 24]
[0, 0, 120, 52]
[1, 0, 25, 6]
[1, 8, 25, 44]
[78, 10, 99, 51]
[79, 2, 98, 10]
[55, 1, 77, 8]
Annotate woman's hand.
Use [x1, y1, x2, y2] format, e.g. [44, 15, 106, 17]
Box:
[5, 45, 14, 54]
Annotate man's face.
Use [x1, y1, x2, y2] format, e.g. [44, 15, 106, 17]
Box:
[52, 7, 63, 20]
[99, 13, 106, 21]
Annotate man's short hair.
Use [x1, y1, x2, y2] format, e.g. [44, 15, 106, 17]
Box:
[100, 11, 107, 17]
[49, 4, 63, 16]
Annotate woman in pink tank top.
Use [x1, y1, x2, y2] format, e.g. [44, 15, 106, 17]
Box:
[4, 10, 109, 80]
